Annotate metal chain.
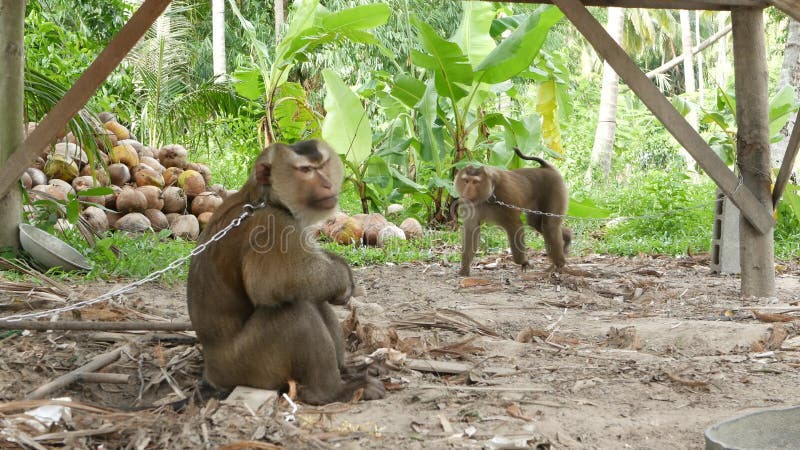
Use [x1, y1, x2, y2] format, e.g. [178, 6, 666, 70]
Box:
[2, 202, 266, 322]
[488, 195, 724, 222]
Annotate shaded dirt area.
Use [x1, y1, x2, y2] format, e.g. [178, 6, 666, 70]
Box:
[1, 252, 800, 449]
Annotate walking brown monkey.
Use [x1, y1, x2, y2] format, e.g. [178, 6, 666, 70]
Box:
[454, 147, 572, 276]
[187, 140, 384, 405]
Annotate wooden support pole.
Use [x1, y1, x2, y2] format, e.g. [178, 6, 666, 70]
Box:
[550, 0, 775, 235]
[0, 1, 26, 251]
[732, 7, 776, 298]
[772, 107, 800, 208]
[0, 0, 172, 197]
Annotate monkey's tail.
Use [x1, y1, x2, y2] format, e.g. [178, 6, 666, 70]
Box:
[513, 147, 553, 169]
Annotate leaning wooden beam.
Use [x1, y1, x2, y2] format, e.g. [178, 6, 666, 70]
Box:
[550, 0, 775, 235]
[0, 0, 173, 197]
[0, 320, 193, 332]
[767, 0, 800, 23]
[646, 24, 732, 78]
[27, 344, 130, 400]
[772, 108, 800, 209]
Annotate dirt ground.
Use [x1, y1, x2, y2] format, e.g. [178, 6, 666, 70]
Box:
[1, 251, 800, 449]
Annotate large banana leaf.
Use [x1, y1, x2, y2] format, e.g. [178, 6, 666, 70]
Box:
[410, 16, 473, 103]
[321, 69, 372, 164]
[417, 80, 447, 164]
[476, 6, 563, 84]
[450, 1, 497, 68]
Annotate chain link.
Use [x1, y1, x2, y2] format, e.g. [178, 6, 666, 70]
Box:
[2, 202, 266, 322]
[487, 195, 724, 222]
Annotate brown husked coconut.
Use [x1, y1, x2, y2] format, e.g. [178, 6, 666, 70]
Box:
[362, 213, 389, 246]
[20, 172, 32, 189]
[94, 129, 118, 152]
[208, 183, 226, 197]
[400, 218, 423, 239]
[26, 167, 47, 187]
[98, 112, 116, 123]
[53, 142, 88, 166]
[105, 185, 122, 209]
[31, 184, 67, 201]
[163, 167, 184, 186]
[108, 163, 131, 187]
[165, 212, 182, 226]
[104, 120, 131, 140]
[186, 162, 212, 185]
[114, 212, 151, 233]
[44, 154, 79, 182]
[71, 175, 96, 192]
[162, 186, 187, 214]
[191, 192, 223, 216]
[386, 203, 404, 215]
[116, 186, 148, 213]
[178, 170, 206, 197]
[81, 206, 109, 233]
[377, 224, 406, 247]
[106, 211, 124, 227]
[109, 144, 140, 168]
[48, 179, 75, 199]
[321, 211, 350, 239]
[32, 157, 46, 171]
[143, 209, 169, 231]
[352, 213, 368, 226]
[79, 165, 110, 186]
[136, 185, 164, 210]
[140, 156, 165, 173]
[329, 217, 364, 245]
[55, 219, 74, 233]
[63, 132, 77, 144]
[132, 165, 165, 188]
[158, 144, 188, 169]
[171, 214, 200, 240]
[197, 211, 214, 230]
[117, 139, 143, 154]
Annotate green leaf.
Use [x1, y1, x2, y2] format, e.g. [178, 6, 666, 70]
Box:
[321, 69, 372, 164]
[567, 198, 611, 218]
[671, 95, 691, 117]
[450, 1, 497, 68]
[476, 6, 563, 84]
[769, 84, 797, 138]
[232, 67, 264, 100]
[390, 75, 426, 109]
[417, 80, 447, 164]
[782, 184, 800, 222]
[66, 196, 79, 224]
[77, 187, 114, 197]
[410, 16, 473, 102]
[388, 166, 426, 193]
[320, 3, 391, 31]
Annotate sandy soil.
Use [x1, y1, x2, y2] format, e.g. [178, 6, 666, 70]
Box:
[1, 252, 799, 449]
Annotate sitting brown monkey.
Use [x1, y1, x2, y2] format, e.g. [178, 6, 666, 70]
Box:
[454, 147, 572, 276]
[187, 140, 384, 405]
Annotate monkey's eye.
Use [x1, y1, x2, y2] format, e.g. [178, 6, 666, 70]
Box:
[297, 166, 313, 174]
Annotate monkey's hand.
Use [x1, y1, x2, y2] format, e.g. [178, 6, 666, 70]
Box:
[325, 251, 356, 305]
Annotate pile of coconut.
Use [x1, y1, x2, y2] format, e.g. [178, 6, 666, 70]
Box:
[319, 206, 423, 247]
[20, 113, 228, 240]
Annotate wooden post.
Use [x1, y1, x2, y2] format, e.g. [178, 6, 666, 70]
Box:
[732, 7, 775, 298]
[0, 1, 25, 252]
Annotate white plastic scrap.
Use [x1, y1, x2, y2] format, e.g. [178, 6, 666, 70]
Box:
[25, 397, 73, 428]
[281, 393, 298, 422]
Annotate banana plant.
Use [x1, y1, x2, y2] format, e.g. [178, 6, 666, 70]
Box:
[228, 0, 390, 144]
[383, 4, 564, 222]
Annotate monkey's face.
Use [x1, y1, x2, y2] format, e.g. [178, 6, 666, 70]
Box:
[255, 140, 345, 223]
[455, 166, 492, 203]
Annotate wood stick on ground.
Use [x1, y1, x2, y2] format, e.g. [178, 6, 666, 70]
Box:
[26, 344, 131, 400]
[417, 384, 550, 393]
[0, 320, 193, 332]
[78, 373, 131, 384]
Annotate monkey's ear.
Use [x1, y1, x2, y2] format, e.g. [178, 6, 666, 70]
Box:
[255, 162, 272, 186]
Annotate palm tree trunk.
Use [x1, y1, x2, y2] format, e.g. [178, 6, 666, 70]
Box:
[0, 1, 25, 252]
[275, 0, 288, 36]
[679, 9, 697, 170]
[715, 13, 730, 88]
[212, 0, 226, 81]
[695, 11, 705, 108]
[586, 7, 624, 182]
[770, 19, 800, 167]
